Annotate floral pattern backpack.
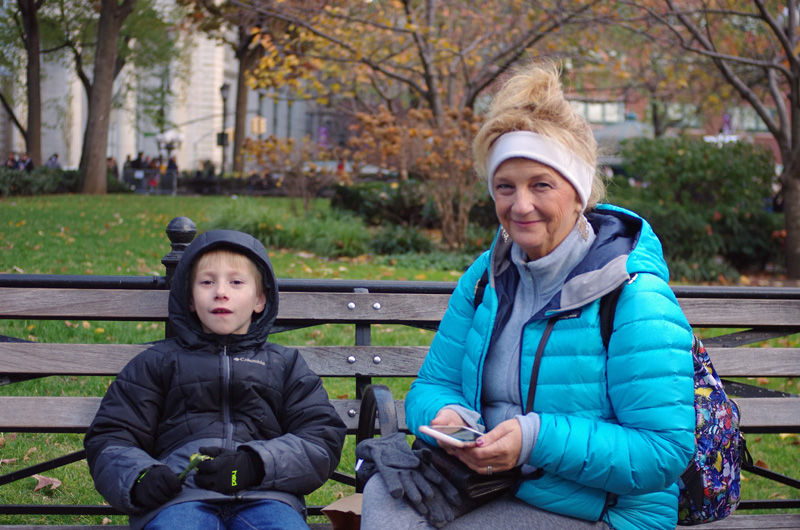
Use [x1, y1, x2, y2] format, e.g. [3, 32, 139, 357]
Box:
[600, 284, 746, 526]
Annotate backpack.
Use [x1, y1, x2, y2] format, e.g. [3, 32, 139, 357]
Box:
[600, 282, 746, 526]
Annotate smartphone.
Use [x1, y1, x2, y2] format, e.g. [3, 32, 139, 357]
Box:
[419, 424, 483, 448]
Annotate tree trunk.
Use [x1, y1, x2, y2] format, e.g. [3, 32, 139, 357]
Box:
[232, 57, 249, 177]
[782, 169, 800, 278]
[18, 0, 42, 166]
[78, 0, 136, 194]
[232, 28, 263, 177]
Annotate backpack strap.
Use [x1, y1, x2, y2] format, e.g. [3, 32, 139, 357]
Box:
[599, 283, 624, 350]
[473, 269, 490, 308]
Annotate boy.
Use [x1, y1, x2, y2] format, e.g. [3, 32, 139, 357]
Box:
[84, 230, 347, 530]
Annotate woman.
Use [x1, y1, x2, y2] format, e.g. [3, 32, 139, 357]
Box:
[361, 62, 695, 529]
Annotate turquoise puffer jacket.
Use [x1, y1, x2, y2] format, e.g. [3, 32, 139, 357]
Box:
[406, 205, 695, 530]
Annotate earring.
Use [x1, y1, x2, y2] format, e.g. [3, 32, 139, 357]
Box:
[577, 215, 589, 241]
[501, 227, 509, 243]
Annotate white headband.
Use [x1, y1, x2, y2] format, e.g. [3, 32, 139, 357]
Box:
[486, 131, 594, 209]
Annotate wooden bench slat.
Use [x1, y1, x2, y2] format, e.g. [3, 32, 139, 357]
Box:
[9, 289, 800, 328]
[0, 289, 169, 320]
[0, 343, 427, 378]
[0, 397, 408, 434]
[679, 298, 800, 327]
[277, 292, 450, 323]
[0, 289, 451, 324]
[2, 515, 800, 530]
[701, 514, 800, 529]
[707, 347, 800, 377]
[0, 396, 793, 433]
[5, 342, 799, 379]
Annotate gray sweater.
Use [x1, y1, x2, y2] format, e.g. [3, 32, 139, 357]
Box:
[449, 219, 595, 466]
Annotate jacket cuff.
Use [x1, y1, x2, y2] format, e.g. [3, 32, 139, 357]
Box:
[442, 405, 484, 432]
[515, 412, 540, 466]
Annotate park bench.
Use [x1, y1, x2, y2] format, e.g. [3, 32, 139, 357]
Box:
[1, 216, 799, 530]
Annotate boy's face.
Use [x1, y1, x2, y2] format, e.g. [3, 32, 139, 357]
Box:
[189, 252, 266, 336]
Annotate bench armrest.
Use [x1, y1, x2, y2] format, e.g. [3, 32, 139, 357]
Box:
[357, 384, 399, 443]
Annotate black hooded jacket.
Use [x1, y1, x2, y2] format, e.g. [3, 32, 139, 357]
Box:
[84, 230, 347, 530]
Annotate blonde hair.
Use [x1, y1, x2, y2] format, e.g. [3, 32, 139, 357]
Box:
[190, 249, 265, 298]
[473, 61, 606, 209]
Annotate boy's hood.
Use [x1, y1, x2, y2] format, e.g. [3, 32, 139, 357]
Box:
[168, 230, 278, 348]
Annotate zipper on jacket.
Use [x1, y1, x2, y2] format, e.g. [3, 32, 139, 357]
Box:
[221, 344, 234, 449]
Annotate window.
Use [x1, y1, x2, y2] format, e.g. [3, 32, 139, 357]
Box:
[730, 107, 770, 132]
[570, 100, 625, 124]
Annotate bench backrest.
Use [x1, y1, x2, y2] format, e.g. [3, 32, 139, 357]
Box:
[2, 217, 799, 518]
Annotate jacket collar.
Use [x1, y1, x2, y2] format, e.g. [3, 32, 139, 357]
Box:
[487, 205, 650, 316]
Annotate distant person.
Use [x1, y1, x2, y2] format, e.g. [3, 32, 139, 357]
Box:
[130, 152, 145, 170]
[45, 153, 61, 170]
[18, 153, 34, 172]
[84, 230, 347, 530]
[6, 152, 17, 169]
[107, 157, 119, 181]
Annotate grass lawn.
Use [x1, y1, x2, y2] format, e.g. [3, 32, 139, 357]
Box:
[1, 193, 798, 525]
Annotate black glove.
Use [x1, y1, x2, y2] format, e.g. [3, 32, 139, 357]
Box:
[356, 433, 461, 527]
[131, 465, 182, 509]
[195, 446, 265, 494]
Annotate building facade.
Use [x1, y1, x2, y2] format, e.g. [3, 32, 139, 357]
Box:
[3, 22, 317, 177]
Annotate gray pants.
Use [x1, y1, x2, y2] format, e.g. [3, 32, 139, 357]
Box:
[360, 475, 610, 530]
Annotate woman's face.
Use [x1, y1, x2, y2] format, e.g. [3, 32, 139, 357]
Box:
[493, 157, 582, 261]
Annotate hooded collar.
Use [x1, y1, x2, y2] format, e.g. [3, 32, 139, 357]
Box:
[168, 230, 278, 351]
[487, 204, 661, 315]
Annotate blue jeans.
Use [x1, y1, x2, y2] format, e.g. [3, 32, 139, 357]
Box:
[145, 500, 310, 530]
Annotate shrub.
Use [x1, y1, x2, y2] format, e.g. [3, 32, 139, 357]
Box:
[0, 167, 67, 196]
[370, 224, 433, 255]
[330, 179, 438, 228]
[374, 250, 478, 272]
[620, 136, 776, 208]
[206, 198, 372, 258]
[0, 167, 129, 196]
[613, 137, 783, 280]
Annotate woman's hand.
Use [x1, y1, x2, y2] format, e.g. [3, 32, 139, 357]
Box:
[428, 409, 470, 454]
[429, 408, 468, 427]
[453, 418, 522, 474]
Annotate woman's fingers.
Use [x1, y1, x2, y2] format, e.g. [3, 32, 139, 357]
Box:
[455, 419, 522, 473]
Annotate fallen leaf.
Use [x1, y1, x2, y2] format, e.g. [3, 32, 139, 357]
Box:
[779, 433, 797, 440]
[1, 458, 18, 466]
[102, 517, 112, 525]
[23, 447, 37, 461]
[31, 474, 61, 492]
[757, 377, 770, 385]
[755, 459, 769, 469]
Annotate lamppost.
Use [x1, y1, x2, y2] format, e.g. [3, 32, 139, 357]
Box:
[219, 82, 230, 177]
[257, 88, 267, 141]
[273, 91, 279, 138]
